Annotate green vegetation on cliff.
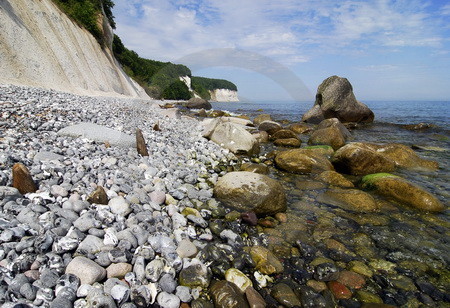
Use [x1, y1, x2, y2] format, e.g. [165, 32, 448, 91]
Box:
[191, 76, 238, 91]
[52, 0, 115, 45]
[112, 35, 191, 99]
[52, 0, 237, 100]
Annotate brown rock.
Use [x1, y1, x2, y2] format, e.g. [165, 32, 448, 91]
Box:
[12, 163, 37, 194]
[337, 270, 366, 289]
[331, 143, 396, 175]
[253, 131, 269, 143]
[253, 114, 272, 126]
[288, 123, 313, 134]
[136, 128, 149, 156]
[361, 173, 445, 212]
[275, 148, 334, 174]
[328, 281, 352, 299]
[87, 186, 109, 205]
[318, 188, 379, 212]
[240, 163, 269, 175]
[209, 110, 227, 118]
[210, 280, 249, 308]
[316, 171, 354, 188]
[245, 286, 266, 308]
[106, 262, 133, 279]
[308, 126, 346, 150]
[250, 246, 284, 274]
[271, 283, 301, 307]
[270, 129, 298, 140]
[363, 143, 439, 170]
[258, 121, 282, 135]
[214, 172, 286, 216]
[273, 138, 302, 148]
[186, 97, 212, 110]
[301, 104, 324, 124]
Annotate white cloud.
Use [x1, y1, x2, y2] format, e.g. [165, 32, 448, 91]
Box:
[113, 0, 448, 66]
[355, 64, 399, 71]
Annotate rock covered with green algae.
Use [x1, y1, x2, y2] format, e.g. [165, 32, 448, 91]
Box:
[214, 171, 287, 216]
[248, 246, 284, 275]
[361, 173, 445, 212]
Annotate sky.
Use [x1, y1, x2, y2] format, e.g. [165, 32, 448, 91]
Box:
[113, 0, 450, 101]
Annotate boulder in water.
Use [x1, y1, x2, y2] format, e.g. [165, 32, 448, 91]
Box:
[318, 188, 379, 212]
[186, 97, 212, 110]
[275, 148, 334, 174]
[361, 173, 445, 212]
[302, 76, 374, 123]
[308, 118, 350, 150]
[214, 171, 286, 215]
[331, 143, 396, 175]
[253, 114, 272, 126]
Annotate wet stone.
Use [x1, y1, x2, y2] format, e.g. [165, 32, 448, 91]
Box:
[271, 283, 301, 308]
[314, 262, 339, 281]
[328, 281, 352, 299]
[210, 280, 249, 308]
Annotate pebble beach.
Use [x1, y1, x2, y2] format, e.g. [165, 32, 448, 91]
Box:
[1, 84, 449, 308]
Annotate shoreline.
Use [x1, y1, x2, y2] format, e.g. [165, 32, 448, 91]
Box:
[1, 84, 449, 307]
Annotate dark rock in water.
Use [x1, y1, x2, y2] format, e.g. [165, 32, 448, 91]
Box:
[302, 75, 374, 124]
[402, 122, 435, 130]
[253, 114, 272, 126]
[136, 128, 149, 156]
[331, 143, 396, 175]
[258, 120, 283, 135]
[270, 129, 299, 141]
[275, 148, 334, 174]
[241, 211, 258, 226]
[210, 280, 249, 308]
[317, 188, 379, 212]
[314, 262, 339, 281]
[214, 171, 286, 216]
[361, 173, 445, 212]
[274, 138, 302, 148]
[240, 163, 269, 175]
[191, 298, 215, 308]
[245, 286, 266, 308]
[271, 283, 301, 307]
[186, 97, 212, 110]
[179, 264, 211, 288]
[87, 186, 109, 205]
[12, 163, 37, 194]
[308, 118, 351, 150]
[289, 123, 313, 134]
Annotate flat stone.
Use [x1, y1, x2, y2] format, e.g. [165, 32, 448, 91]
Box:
[65, 256, 106, 285]
[57, 122, 135, 148]
[271, 283, 301, 307]
[176, 239, 198, 258]
[106, 263, 133, 279]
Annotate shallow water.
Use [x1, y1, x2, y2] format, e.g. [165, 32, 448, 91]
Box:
[212, 99, 450, 305]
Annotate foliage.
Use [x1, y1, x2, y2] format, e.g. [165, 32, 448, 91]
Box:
[162, 80, 192, 100]
[52, 0, 115, 45]
[191, 83, 211, 100]
[191, 76, 238, 91]
[113, 35, 192, 99]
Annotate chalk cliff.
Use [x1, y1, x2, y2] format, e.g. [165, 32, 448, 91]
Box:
[0, 0, 148, 98]
[209, 89, 239, 102]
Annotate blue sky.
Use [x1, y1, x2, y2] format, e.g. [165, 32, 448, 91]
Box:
[113, 0, 450, 101]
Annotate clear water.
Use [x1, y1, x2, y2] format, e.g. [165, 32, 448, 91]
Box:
[211, 100, 450, 299]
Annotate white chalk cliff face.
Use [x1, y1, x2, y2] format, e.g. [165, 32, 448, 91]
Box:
[209, 89, 239, 102]
[0, 0, 148, 98]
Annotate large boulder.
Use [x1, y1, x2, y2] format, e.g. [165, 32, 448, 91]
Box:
[214, 171, 286, 216]
[331, 143, 396, 175]
[308, 118, 351, 150]
[302, 76, 374, 123]
[275, 148, 334, 174]
[362, 143, 439, 170]
[209, 122, 260, 155]
[186, 97, 212, 110]
[258, 120, 283, 135]
[361, 173, 445, 212]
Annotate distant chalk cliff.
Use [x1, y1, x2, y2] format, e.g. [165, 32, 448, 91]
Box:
[209, 89, 239, 102]
[0, 0, 148, 98]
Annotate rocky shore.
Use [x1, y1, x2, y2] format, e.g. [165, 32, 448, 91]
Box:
[1, 84, 449, 308]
